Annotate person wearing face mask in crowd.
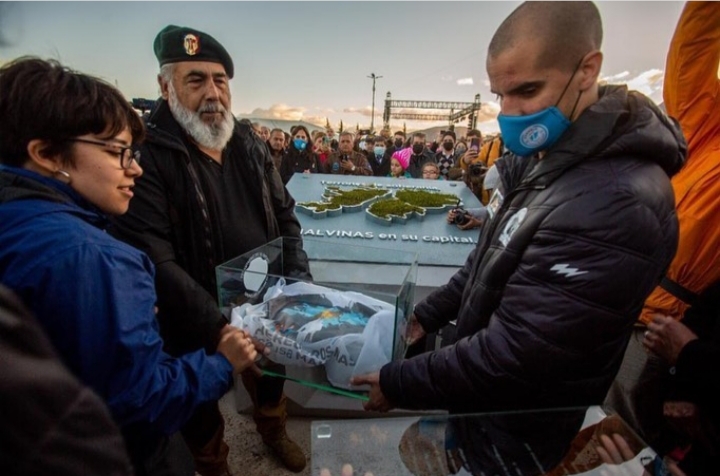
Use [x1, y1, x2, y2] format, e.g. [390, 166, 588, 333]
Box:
[406, 132, 436, 178]
[435, 131, 462, 180]
[367, 136, 391, 177]
[387, 130, 407, 157]
[325, 131, 373, 176]
[280, 124, 320, 184]
[352, 1, 685, 421]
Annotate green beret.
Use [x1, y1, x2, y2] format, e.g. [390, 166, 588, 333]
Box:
[153, 25, 234, 79]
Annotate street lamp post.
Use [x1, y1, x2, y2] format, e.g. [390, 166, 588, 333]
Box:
[367, 73, 383, 133]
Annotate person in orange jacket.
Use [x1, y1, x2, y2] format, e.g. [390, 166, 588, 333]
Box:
[606, 1, 720, 455]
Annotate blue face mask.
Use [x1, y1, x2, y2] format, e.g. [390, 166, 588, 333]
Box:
[374, 146, 386, 157]
[497, 61, 582, 157]
[497, 108, 571, 157]
[293, 138, 307, 151]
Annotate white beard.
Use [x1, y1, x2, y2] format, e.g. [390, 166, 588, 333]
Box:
[167, 83, 235, 151]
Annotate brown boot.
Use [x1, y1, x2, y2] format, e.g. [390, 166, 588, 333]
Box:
[241, 368, 306, 472]
[263, 430, 307, 473]
[183, 407, 231, 476]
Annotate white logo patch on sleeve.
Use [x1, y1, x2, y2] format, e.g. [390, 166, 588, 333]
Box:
[550, 264, 588, 278]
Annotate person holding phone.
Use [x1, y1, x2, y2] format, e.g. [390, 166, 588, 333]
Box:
[461, 129, 483, 166]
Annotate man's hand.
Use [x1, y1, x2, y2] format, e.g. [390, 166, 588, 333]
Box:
[596, 433, 636, 466]
[462, 148, 479, 165]
[405, 313, 426, 345]
[216, 324, 259, 374]
[643, 315, 698, 365]
[458, 215, 482, 230]
[351, 373, 394, 412]
[340, 159, 355, 172]
[446, 209, 461, 224]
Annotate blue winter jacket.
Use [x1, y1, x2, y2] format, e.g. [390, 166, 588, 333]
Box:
[0, 166, 234, 435]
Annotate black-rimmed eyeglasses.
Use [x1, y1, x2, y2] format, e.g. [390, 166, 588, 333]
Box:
[67, 138, 140, 169]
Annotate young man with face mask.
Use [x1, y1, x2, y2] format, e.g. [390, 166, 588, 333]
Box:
[111, 25, 310, 475]
[406, 132, 436, 178]
[434, 131, 461, 180]
[365, 136, 391, 177]
[353, 1, 686, 417]
[387, 130, 406, 156]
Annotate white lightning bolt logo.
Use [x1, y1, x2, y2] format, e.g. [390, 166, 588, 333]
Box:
[550, 264, 588, 278]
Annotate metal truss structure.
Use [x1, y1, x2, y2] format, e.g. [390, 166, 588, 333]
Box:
[382, 92, 482, 131]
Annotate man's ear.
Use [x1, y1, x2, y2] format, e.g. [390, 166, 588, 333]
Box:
[158, 74, 170, 100]
[26, 139, 62, 174]
[578, 50, 603, 91]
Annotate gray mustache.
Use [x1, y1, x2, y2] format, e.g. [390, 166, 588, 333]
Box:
[198, 103, 226, 114]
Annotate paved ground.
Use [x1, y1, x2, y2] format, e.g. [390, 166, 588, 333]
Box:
[220, 392, 313, 476]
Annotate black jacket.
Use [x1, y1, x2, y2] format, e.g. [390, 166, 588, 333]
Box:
[406, 149, 436, 178]
[279, 147, 320, 184]
[670, 279, 720, 421]
[368, 152, 391, 177]
[111, 99, 309, 354]
[380, 85, 686, 413]
[0, 285, 132, 475]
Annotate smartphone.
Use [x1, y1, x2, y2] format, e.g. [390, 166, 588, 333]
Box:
[470, 137, 481, 152]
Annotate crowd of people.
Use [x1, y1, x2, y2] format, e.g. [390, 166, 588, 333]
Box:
[251, 118, 504, 187]
[0, 2, 718, 476]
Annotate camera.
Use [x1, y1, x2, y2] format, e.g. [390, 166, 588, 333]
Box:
[469, 163, 487, 177]
[451, 206, 471, 226]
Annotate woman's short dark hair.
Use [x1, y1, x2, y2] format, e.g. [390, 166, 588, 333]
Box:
[0, 57, 145, 167]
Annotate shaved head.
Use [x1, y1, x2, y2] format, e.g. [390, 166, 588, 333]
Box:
[489, 1, 603, 72]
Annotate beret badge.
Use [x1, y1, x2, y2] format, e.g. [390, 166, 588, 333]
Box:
[183, 33, 200, 56]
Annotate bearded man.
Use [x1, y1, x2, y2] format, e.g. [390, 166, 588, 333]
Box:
[111, 25, 309, 475]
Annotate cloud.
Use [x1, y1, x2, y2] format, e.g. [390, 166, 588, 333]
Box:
[240, 103, 307, 121]
[602, 71, 630, 82]
[302, 115, 328, 127]
[457, 77, 474, 86]
[625, 69, 664, 99]
[476, 101, 501, 123]
[603, 69, 664, 104]
[238, 103, 327, 126]
[343, 106, 380, 118]
[440, 75, 454, 82]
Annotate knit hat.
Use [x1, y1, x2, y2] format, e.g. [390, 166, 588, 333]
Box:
[154, 25, 234, 78]
[392, 147, 412, 170]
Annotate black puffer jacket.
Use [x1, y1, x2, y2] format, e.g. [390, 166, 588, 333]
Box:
[380, 85, 686, 412]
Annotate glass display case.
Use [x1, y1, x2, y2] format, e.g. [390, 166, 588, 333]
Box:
[216, 236, 418, 399]
[312, 406, 668, 476]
